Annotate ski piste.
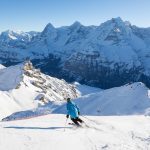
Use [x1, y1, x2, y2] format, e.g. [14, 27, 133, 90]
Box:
[1, 114, 149, 150]
[67, 119, 102, 132]
[2, 112, 110, 133]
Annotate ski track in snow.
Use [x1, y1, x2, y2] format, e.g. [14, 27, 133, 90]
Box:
[0, 114, 150, 150]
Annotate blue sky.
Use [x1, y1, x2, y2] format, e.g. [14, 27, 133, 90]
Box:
[0, 0, 150, 32]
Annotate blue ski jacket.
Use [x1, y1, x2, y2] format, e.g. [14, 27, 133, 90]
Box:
[66, 101, 80, 119]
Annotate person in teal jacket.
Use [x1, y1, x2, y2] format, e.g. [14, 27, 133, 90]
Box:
[66, 98, 83, 126]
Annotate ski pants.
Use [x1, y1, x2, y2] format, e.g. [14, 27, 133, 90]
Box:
[71, 117, 83, 125]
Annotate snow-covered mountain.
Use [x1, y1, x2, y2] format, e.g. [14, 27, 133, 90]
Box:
[0, 30, 38, 48]
[1, 17, 150, 88]
[0, 61, 79, 120]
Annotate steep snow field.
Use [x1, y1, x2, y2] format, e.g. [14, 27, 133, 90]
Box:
[1, 114, 150, 150]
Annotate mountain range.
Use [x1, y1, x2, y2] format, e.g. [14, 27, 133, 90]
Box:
[1, 17, 150, 88]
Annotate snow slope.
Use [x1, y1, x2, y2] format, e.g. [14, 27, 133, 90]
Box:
[2, 81, 102, 121]
[0, 114, 150, 150]
[0, 62, 79, 120]
[55, 82, 150, 116]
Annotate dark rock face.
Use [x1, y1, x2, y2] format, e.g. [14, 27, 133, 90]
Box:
[23, 52, 148, 89]
[62, 53, 144, 89]
[32, 54, 61, 77]
[1, 52, 150, 89]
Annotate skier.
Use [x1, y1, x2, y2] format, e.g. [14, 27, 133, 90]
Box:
[66, 98, 84, 126]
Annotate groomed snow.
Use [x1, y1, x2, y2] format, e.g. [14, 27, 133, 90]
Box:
[0, 114, 150, 150]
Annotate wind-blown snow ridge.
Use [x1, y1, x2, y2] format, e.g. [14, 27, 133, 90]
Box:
[54, 82, 150, 116]
[0, 63, 24, 91]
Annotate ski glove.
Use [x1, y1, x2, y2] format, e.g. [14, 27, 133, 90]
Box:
[78, 111, 80, 115]
[66, 114, 69, 118]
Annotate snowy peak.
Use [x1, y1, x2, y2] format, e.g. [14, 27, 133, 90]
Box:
[103, 17, 128, 28]
[110, 17, 124, 25]
[70, 21, 82, 30]
[0, 30, 35, 41]
[41, 23, 57, 37]
[0, 30, 38, 48]
[99, 17, 132, 41]
[42, 23, 55, 32]
[71, 21, 81, 26]
[1, 30, 18, 40]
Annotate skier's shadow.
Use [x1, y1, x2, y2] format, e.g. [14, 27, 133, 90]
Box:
[4, 126, 71, 130]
